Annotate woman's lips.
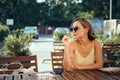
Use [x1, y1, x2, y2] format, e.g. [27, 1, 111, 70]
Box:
[73, 34, 76, 36]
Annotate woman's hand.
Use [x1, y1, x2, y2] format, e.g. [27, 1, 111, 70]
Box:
[62, 35, 71, 47]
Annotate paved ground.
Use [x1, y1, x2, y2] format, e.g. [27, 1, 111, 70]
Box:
[38, 34, 53, 42]
[30, 34, 54, 72]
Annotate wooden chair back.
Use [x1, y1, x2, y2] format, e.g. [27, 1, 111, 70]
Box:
[53, 41, 64, 52]
[51, 52, 64, 71]
[102, 42, 120, 67]
[0, 55, 38, 74]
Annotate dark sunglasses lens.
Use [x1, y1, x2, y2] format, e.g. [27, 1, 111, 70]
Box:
[74, 27, 78, 32]
[70, 27, 79, 32]
[70, 28, 73, 32]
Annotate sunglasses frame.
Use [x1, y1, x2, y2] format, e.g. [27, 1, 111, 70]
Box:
[70, 26, 84, 32]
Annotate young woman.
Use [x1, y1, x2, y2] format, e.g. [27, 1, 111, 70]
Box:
[62, 18, 103, 71]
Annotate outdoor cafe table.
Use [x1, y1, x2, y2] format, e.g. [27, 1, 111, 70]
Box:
[62, 69, 120, 80]
[0, 71, 65, 80]
[1, 70, 120, 80]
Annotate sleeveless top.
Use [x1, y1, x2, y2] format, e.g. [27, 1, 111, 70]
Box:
[74, 43, 95, 65]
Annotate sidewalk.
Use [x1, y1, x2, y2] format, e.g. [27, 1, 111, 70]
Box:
[30, 34, 54, 72]
[37, 34, 53, 42]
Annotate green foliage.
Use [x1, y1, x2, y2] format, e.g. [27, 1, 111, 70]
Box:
[76, 11, 94, 19]
[0, 25, 10, 42]
[114, 52, 120, 67]
[53, 31, 66, 41]
[1, 0, 120, 28]
[1, 29, 33, 57]
[95, 33, 108, 45]
[108, 33, 120, 43]
[96, 33, 120, 44]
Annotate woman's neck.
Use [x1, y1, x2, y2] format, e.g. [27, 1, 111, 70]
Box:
[78, 38, 91, 46]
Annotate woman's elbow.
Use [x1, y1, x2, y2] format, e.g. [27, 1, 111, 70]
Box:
[64, 67, 72, 71]
[63, 63, 72, 71]
[96, 63, 103, 69]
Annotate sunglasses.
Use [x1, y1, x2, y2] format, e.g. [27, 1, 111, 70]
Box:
[70, 27, 82, 32]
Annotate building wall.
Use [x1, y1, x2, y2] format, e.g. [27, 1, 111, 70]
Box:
[37, 26, 55, 34]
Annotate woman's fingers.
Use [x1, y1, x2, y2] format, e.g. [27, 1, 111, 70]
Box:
[62, 35, 70, 46]
[62, 35, 69, 41]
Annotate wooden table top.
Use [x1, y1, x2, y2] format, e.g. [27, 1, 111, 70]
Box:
[0, 71, 65, 80]
[1, 70, 119, 80]
[62, 69, 120, 80]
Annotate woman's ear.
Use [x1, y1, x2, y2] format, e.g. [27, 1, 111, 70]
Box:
[84, 27, 89, 33]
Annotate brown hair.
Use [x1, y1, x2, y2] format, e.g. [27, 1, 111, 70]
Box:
[71, 17, 96, 41]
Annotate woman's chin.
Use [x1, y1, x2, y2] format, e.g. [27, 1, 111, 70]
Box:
[74, 37, 78, 40]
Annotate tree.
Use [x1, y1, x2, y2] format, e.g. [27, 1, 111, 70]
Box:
[0, 0, 40, 29]
[0, 0, 120, 28]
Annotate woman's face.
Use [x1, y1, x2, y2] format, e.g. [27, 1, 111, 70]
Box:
[70, 21, 88, 39]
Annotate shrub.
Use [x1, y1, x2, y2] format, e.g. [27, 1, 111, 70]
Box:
[53, 31, 66, 41]
[1, 29, 33, 57]
[95, 33, 107, 45]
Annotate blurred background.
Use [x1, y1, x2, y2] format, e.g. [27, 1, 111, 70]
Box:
[0, 0, 120, 34]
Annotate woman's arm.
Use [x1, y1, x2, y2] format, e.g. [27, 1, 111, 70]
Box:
[63, 44, 73, 71]
[62, 35, 73, 70]
[73, 39, 103, 70]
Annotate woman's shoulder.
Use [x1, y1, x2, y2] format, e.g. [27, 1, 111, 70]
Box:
[93, 39, 101, 46]
[68, 40, 78, 49]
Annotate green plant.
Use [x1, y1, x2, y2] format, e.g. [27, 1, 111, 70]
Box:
[109, 33, 120, 43]
[114, 51, 120, 67]
[53, 31, 66, 41]
[96, 33, 120, 44]
[1, 29, 33, 57]
[95, 33, 108, 45]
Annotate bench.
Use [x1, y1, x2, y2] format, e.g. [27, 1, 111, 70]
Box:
[102, 42, 120, 67]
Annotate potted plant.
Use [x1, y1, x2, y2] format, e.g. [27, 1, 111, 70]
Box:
[1, 29, 33, 57]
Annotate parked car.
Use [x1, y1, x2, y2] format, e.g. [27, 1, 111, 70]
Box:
[53, 27, 70, 41]
[24, 26, 39, 39]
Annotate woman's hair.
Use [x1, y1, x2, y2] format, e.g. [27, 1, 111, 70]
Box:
[71, 17, 96, 41]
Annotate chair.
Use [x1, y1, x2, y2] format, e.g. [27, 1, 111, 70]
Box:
[0, 55, 38, 74]
[51, 52, 64, 71]
[102, 42, 120, 67]
[53, 41, 64, 52]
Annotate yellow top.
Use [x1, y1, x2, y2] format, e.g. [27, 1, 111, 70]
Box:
[74, 47, 95, 65]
